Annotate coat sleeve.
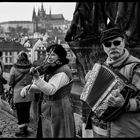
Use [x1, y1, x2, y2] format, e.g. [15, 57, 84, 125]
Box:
[34, 72, 70, 95]
[126, 65, 140, 112]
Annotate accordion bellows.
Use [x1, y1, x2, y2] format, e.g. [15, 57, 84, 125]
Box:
[80, 63, 137, 121]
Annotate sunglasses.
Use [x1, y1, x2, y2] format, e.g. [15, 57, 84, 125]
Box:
[103, 40, 122, 48]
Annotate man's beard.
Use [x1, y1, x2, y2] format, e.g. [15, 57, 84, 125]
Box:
[109, 52, 120, 60]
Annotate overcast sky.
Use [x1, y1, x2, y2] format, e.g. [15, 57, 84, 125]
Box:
[0, 2, 76, 22]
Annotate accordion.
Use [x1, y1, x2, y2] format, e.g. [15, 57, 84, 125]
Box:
[80, 63, 137, 122]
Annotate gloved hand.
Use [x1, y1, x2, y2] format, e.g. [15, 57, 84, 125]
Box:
[20, 85, 30, 98]
[107, 89, 125, 107]
[30, 67, 40, 80]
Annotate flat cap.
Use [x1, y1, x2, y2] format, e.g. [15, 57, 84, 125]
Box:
[100, 27, 125, 43]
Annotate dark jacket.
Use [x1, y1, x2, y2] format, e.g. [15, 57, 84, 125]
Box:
[0, 75, 7, 95]
[8, 62, 33, 103]
[0, 61, 7, 95]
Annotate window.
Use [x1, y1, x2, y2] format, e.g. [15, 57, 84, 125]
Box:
[5, 57, 8, 63]
[9, 57, 12, 63]
[9, 52, 12, 56]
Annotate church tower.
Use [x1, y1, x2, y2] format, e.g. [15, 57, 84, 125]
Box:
[31, 3, 65, 34]
[32, 7, 36, 21]
[49, 7, 52, 19]
[32, 7, 38, 32]
[39, 3, 46, 19]
[49, 7, 51, 15]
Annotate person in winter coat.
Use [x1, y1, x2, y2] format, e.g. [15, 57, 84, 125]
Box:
[0, 51, 4, 75]
[0, 50, 7, 97]
[0, 50, 7, 135]
[8, 51, 33, 137]
[20, 44, 76, 138]
[85, 27, 140, 138]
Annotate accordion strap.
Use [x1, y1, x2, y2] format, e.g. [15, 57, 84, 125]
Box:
[104, 59, 140, 89]
[107, 54, 140, 83]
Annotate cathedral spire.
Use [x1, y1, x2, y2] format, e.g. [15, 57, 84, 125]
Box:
[38, 8, 40, 16]
[40, 2, 45, 18]
[41, 2, 44, 11]
[49, 7, 51, 15]
[32, 6, 36, 21]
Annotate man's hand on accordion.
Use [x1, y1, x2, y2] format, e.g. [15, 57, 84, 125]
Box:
[107, 89, 125, 107]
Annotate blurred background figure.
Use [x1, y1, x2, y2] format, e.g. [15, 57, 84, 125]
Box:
[0, 50, 7, 99]
[8, 51, 33, 137]
[0, 50, 7, 135]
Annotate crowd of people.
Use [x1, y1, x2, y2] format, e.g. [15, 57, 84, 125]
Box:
[0, 26, 140, 138]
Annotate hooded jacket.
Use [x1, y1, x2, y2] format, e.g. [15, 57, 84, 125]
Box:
[8, 62, 33, 103]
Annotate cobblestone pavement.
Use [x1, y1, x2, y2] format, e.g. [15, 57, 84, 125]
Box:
[0, 109, 37, 138]
[0, 108, 82, 138]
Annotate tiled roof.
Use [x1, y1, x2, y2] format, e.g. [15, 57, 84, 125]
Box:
[0, 41, 28, 52]
[27, 38, 39, 48]
[50, 14, 64, 20]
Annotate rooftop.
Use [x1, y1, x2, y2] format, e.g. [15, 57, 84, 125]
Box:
[0, 41, 28, 52]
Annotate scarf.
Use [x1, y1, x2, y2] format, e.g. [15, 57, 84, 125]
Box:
[105, 48, 130, 68]
[13, 62, 32, 69]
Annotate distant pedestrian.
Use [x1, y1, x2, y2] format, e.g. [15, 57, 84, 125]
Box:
[0, 51, 4, 74]
[8, 51, 33, 137]
[0, 50, 7, 99]
[0, 50, 7, 135]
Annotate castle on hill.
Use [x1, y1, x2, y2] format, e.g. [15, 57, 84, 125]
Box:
[0, 3, 71, 34]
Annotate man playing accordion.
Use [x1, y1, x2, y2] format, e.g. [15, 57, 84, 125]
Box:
[84, 27, 140, 138]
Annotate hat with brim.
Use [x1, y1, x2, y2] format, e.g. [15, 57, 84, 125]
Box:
[100, 27, 125, 43]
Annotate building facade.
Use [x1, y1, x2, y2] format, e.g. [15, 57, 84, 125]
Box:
[32, 3, 70, 33]
[0, 21, 34, 34]
[0, 41, 28, 70]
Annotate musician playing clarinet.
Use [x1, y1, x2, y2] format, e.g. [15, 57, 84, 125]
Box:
[85, 27, 140, 138]
[20, 44, 75, 138]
